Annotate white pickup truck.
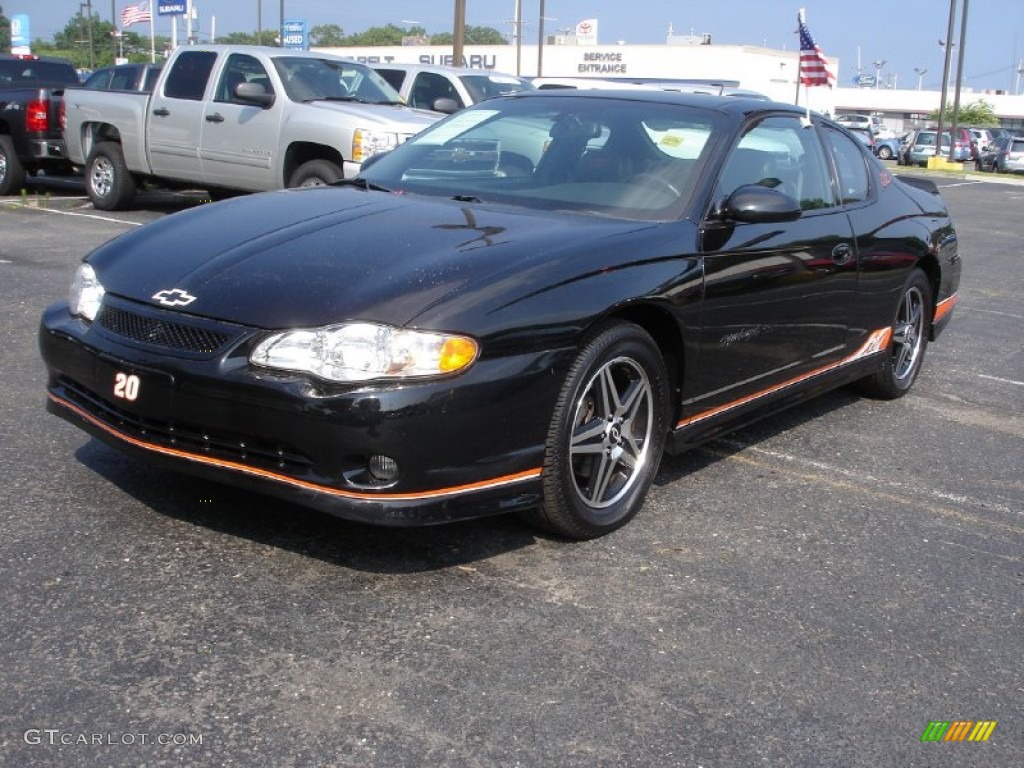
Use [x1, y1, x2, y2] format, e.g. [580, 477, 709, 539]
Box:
[63, 45, 441, 209]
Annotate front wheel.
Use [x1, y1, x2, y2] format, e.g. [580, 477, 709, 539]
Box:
[858, 269, 932, 399]
[85, 142, 136, 210]
[0, 135, 27, 196]
[877, 145, 893, 160]
[287, 159, 343, 188]
[525, 322, 670, 539]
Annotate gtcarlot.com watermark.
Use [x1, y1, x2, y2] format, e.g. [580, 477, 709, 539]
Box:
[24, 729, 203, 747]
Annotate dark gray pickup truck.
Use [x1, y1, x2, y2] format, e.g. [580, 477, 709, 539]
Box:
[0, 53, 80, 195]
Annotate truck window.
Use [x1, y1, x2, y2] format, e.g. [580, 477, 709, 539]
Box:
[409, 72, 463, 110]
[215, 53, 272, 103]
[163, 50, 217, 101]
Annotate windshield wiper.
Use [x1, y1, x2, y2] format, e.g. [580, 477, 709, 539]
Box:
[451, 194, 483, 203]
[335, 178, 392, 193]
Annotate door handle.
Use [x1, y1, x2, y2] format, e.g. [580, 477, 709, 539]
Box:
[205, 113, 225, 123]
[831, 243, 853, 264]
[152, 107, 170, 117]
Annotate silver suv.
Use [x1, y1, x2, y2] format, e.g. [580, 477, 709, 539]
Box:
[373, 63, 534, 113]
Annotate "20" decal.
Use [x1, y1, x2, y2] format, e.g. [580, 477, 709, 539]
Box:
[113, 372, 140, 401]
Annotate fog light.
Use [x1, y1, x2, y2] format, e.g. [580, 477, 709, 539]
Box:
[368, 454, 399, 482]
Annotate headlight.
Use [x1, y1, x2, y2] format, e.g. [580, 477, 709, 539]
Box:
[250, 322, 479, 383]
[69, 262, 105, 322]
[352, 129, 399, 163]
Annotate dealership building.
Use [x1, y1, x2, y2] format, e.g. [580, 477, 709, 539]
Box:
[324, 32, 1024, 134]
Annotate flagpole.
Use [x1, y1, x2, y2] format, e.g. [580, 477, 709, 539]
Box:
[149, 1, 156, 62]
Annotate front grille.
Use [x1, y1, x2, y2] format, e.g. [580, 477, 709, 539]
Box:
[58, 376, 314, 474]
[94, 300, 245, 357]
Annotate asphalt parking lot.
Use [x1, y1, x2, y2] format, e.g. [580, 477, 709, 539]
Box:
[1, 172, 1021, 767]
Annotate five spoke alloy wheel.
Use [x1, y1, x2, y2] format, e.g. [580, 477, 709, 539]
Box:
[531, 322, 670, 539]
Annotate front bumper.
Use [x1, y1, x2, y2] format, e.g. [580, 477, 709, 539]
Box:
[40, 300, 571, 525]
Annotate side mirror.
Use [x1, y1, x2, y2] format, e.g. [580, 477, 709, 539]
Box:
[235, 81, 275, 108]
[715, 184, 802, 223]
[431, 97, 460, 114]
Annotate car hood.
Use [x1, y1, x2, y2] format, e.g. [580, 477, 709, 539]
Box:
[88, 187, 664, 330]
[305, 100, 441, 131]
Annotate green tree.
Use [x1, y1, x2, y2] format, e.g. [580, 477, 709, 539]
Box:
[929, 99, 998, 126]
[309, 23, 345, 47]
[416, 26, 507, 46]
[342, 24, 408, 46]
[47, 11, 117, 67]
[219, 31, 273, 46]
[1, 4, 10, 51]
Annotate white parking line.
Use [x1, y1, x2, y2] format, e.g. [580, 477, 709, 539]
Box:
[958, 306, 1024, 321]
[1, 201, 142, 226]
[978, 374, 1024, 387]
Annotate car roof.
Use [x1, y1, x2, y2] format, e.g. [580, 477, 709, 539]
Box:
[510, 87, 809, 118]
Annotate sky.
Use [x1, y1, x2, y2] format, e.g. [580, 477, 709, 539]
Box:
[6, 0, 1024, 93]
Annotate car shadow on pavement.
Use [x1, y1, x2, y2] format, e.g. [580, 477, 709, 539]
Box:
[70, 386, 864, 572]
[72, 439, 540, 573]
[654, 385, 864, 485]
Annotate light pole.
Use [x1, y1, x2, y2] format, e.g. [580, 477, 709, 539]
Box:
[873, 59, 886, 89]
[914, 67, 927, 90]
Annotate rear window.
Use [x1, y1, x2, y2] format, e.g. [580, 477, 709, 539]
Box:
[1011, 139, 1024, 153]
[0, 60, 79, 87]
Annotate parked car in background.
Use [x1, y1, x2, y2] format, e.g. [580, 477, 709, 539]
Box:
[968, 128, 994, 152]
[373, 63, 534, 113]
[975, 135, 1024, 173]
[948, 126, 977, 159]
[0, 52, 79, 194]
[873, 133, 903, 160]
[836, 113, 881, 134]
[898, 129, 961, 166]
[846, 126, 876, 154]
[82, 62, 162, 92]
[62, 45, 440, 209]
[41, 91, 961, 539]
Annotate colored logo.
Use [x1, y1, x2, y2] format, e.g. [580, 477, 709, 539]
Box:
[921, 720, 997, 742]
[152, 288, 197, 307]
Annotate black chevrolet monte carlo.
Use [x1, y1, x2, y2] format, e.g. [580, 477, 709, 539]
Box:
[40, 90, 960, 540]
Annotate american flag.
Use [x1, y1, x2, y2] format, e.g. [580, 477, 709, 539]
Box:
[797, 9, 835, 87]
[121, 1, 152, 28]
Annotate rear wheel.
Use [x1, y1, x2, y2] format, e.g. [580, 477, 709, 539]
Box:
[86, 142, 136, 210]
[858, 269, 932, 399]
[0, 135, 27, 196]
[877, 145, 893, 160]
[524, 322, 670, 539]
[288, 159, 343, 188]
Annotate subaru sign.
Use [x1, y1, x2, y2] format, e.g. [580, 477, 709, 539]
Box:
[282, 19, 307, 50]
[10, 14, 30, 54]
[158, 1, 186, 15]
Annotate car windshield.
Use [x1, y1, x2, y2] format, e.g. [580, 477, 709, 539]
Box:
[273, 57, 402, 104]
[459, 73, 535, 103]
[359, 94, 722, 220]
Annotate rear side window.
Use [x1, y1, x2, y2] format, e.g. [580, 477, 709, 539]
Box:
[163, 51, 217, 100]
[1011, 139, 1024, 153]
[822, 125, 870, 205]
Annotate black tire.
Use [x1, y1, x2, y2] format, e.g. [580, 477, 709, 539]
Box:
[877, 145, 893, 160]
[0, 134, 27, 196]
[288, 159, 343, 188]
[524, 322, 670, 540]
[858, 269, 932, 399]
[85, 141, 136, 210]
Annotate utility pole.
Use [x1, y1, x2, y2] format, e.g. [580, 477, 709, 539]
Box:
[948, 0, 969, 163]
[537, 0, 546, 76]
[453, 0, 466, 68]
[935, 0, 957, 160]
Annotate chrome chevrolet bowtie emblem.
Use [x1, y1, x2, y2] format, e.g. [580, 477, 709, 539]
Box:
[152, 288, 197, 307]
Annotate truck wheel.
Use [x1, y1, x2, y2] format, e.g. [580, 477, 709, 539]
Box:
[0, 135, 28, 196]
[288, 159, 343, 188]
[86, 142, 136, 211]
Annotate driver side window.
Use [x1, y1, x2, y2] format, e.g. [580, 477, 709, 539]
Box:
[715, 115, 835, 211]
